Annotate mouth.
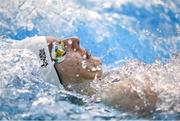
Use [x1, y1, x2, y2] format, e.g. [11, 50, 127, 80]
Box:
[80, 60, 102, 79]
[81, 60, 102, 71]
[83, 63, 102, 72]
[84, 65, 102, 79]
[89, 65, 102, 72]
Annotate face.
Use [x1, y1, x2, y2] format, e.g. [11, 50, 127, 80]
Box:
[54, 37, 102, 87]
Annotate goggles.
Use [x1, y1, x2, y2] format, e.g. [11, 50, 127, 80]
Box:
[51, 42, 66, 64]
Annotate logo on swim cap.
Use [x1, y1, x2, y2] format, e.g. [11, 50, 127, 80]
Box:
[39, 48, 48, 67]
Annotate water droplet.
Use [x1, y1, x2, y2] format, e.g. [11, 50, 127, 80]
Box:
[96, 66, 102, 71]
[68, 39, 72, 45]
[94, 74, 98, 80]
[91, 67, 96, 72]
[83, 54, 87, 59]
[81, 61, 87, 69]
[76, 74, 79, 77]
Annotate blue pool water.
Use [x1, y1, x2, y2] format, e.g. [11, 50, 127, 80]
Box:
[0, 0, 180, 120]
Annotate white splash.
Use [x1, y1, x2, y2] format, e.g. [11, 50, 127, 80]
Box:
[92, 54, 180, 113]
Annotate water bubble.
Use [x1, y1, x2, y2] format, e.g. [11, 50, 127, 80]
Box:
[32, 97, 52, 106]
[12, 57, 20, 63]
[91, 67, 97, 72]
[67, 84, 72, 89]
[96, 66, 102, 71]
[121, 25, 125, 29]
[94, 74, 98, 80]
[68, 39, 72, 45]
[102, 2, 112, 8]
[94, 96, 101, 103]
[156, 28, 162, 33]
[76, 74, 79, 77]
[81, 61, 87, 69]
[83, 54, 87, 59]
[144, 30, 150, 36]
[82, 64, 87, 69]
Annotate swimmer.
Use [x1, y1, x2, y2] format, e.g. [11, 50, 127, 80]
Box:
[12, 36, 157, 115]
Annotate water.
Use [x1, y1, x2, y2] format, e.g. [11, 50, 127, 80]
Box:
[0, 0, 180, 120]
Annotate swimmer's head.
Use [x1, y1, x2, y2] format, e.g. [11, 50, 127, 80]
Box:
[53, 37, 102, 87]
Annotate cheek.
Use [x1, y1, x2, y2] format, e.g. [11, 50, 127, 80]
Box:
[63, 54, 82, 70]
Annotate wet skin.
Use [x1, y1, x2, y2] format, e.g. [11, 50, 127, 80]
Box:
[46, 36, 157, 115]
[47, 37, 102, 88]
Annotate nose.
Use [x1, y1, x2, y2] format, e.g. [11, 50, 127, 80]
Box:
[92, 57, 102, 66]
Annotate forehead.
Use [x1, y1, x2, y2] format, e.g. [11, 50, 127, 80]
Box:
[62, 38, 84, 50]
[62, 37, 79, 45]
[60, 38, 91, 60]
